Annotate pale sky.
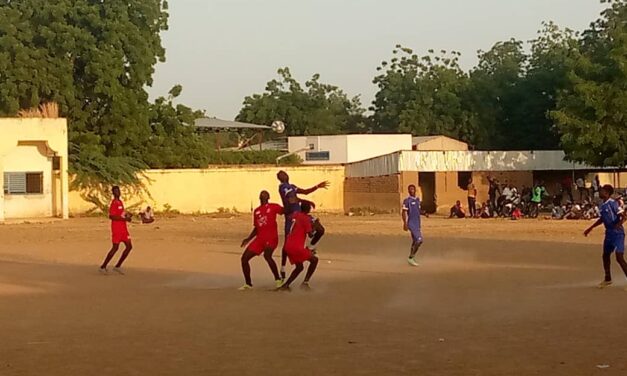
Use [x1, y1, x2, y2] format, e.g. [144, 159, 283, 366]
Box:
[149, 0, 606, 119]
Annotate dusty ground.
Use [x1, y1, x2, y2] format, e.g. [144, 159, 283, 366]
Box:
[0, 215, 626, 375]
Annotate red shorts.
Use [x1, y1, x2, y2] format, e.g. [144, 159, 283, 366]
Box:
[247, 236, 279, 255]
[112, 231, 131, 244]
[285, 246, 313, 265]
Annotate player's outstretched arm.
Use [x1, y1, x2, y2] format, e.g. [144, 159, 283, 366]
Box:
[241, 228, 257, 248]
[584, 219, 603, 236]
[297, 181, 330, 195]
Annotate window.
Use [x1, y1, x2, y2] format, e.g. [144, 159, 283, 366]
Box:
[3, 172, 44, 194]
[458, 172, 472, 190]
[305, 151, 330, 161]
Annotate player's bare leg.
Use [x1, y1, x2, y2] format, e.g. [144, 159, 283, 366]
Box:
[113, 240, 133, 274]
[309, 221, 325, 253]
[301, 256, 319, 290]
[599, 252, 613, 288]
[408, 239, 422, 267]
[263, 248, 282, 285]
[279, 263, 304, 291]
[615, 253, 627, 278]
[280, 247, 288, 280]
[240, 250, 256, 288]
[100, 243, 120, 272]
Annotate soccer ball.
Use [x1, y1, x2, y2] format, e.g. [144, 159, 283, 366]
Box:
[271, 120, 285, 134]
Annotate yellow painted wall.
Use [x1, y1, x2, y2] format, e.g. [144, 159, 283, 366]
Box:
[0, 118, 69, 221]
[3, 144, 53, 218]
[70, 165, 345, 214]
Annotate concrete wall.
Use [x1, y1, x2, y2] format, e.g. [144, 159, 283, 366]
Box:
[70, 165, 346, 215]
[0, 118, 69, 221]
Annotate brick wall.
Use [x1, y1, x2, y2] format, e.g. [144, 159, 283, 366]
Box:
[344, 174, 401, 213]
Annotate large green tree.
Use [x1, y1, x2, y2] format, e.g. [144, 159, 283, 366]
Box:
[371, 46, 479, 145]
[237, 68, 368, 136]
[0, 0, 169, 185]
[552, 0, 627, 166]
[467, 39, 527, 148]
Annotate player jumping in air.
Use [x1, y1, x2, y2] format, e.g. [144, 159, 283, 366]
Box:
[99, 186, 133, 275]
[277, 170, 328, 279]
[239, 190, 284, 290]
[278, 201, 319, 291]
[402, 184, 425, 267]
[584, 184, 627, 289]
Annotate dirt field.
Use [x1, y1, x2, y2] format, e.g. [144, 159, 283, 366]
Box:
[1, 215, 626, 375]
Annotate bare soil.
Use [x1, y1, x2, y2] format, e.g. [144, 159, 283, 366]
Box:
[0, 215, 625, 375]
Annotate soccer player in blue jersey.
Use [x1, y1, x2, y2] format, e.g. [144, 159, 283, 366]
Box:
[584, 184, 627, 289]
[402, 184, 426, 267]
[277, 170, 329, 279]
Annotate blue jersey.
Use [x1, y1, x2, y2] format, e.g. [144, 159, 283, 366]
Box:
[279, 183, 301, 216]
[403, 196, 422, 227]
[600, 199, 624, 236]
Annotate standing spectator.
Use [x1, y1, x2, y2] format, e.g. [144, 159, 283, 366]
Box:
[466, 177, 477, 218]
[487, 176, 500, 217]
[576, 176, 586, 202]
[592, 175, 601, 200]
[530, 181, 547, 218]
[561, 175, 574, 202]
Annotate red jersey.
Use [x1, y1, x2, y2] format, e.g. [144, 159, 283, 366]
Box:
[109, 199, 128, 235]
[285, 212, 313, 249]
[253, 203, 283, 239]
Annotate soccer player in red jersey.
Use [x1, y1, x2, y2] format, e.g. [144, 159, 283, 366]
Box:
[278, 201, 319, 291]
[239, 191, 284, 290]
[99, 186, 133, 275]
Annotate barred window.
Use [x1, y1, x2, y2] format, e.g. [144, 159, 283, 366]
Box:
[3, 172, 43, 194]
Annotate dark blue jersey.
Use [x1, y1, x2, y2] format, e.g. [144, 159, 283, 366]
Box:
[279, 182, 301, 216]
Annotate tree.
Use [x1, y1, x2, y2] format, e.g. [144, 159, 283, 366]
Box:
[507, 23, 579, 150]
[237, 68, 366, 136]
[0, 0, 169, 184]
[467, 39, 527, 148]
[143, 85, 210, 169]
[371, 46, 479, 144]
[552, 0, 627, 166]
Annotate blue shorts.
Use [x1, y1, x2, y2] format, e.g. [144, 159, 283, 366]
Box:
[603, 233, 625, 254]
[408, 225, 423, 244]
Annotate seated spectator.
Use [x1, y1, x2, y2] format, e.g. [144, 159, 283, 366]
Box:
[582, 201, 600, 220]
[449, 201, 466, 218]
[480, 202, 491, 218]
[511, 206, 523, 220]
[563, 203, 583, 220]
[551, 205, 566, 220]
[139, 206, 155, 224]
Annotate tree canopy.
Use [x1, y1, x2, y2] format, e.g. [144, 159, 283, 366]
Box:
[552, 0, 627, 166]
[237, 68, 368, 136]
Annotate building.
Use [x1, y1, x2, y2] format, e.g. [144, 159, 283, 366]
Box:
[412, 135, 469, 151]
[288, 134, 413, 165]
[344, 149, 620, 215]
[0, 118, 69, 221]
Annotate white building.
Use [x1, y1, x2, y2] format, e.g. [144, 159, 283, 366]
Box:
[288, 134, 413, 165]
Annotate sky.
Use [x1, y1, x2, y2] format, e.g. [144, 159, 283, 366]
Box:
[149, 0, 606, 119]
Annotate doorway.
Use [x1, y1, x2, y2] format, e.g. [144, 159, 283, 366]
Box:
[419, 172, 436, 214]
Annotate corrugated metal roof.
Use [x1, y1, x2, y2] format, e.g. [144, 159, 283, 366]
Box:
[346, 150, 619, 178]
[194, 117, 271, 130]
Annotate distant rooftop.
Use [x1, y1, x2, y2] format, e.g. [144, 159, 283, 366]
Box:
[194, 117, 271, 130]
